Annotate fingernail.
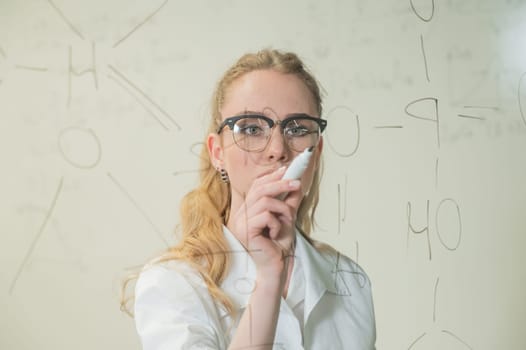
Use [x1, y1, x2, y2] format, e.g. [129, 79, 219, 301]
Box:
[278, 166, 286, 172]
[289, 180, 301, 188]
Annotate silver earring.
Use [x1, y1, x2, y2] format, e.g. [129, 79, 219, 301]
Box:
[219, 168, 230, 183]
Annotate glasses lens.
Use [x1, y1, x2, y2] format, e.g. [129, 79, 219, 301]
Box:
[283, 118, 321, 152]
[232, 116, 271, 151]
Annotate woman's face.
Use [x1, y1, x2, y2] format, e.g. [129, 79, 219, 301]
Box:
[208, 69, 323, 213]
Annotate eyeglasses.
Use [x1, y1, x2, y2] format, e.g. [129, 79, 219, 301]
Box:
[217, 113, 327, 152]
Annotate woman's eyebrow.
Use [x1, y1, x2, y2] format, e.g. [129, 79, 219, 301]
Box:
[284, 112, 316, 118]
[231, 110, 317, 119]
[233, 109, 264, 116]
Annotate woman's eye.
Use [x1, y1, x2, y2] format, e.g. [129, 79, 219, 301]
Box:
[285, 126, 309, 137]
[240, 125, 264, 136]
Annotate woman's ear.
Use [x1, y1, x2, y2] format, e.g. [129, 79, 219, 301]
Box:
[207, 133, 223, 168]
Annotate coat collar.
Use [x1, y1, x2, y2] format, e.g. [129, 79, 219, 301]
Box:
[219, 226, 339, 321]
[293, 228, 341, 322]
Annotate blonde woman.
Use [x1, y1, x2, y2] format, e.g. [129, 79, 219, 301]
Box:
[129, 49, 376, 349]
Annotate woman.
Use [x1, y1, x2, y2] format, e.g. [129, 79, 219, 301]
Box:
[128, 49, 376, 349]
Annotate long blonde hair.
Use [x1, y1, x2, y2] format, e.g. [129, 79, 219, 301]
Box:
[121, 48, 324, 317]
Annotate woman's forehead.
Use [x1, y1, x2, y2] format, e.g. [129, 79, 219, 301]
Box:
[221, 70, 318, 118]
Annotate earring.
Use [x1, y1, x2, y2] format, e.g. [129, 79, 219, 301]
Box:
[219, 168, 230, 183]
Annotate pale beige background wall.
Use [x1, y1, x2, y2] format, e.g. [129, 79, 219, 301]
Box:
[1, 1, 525, 349]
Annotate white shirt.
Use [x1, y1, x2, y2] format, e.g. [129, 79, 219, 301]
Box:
[134, 227, 376, 349]
[285, 253, 305, 332]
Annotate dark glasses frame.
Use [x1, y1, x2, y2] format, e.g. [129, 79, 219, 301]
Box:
[216, 113, 327, 134]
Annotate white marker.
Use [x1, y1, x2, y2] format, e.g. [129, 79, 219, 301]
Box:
[278, 146, 314, 200]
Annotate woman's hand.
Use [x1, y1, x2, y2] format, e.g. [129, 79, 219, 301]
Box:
[227, 166, 303, 280]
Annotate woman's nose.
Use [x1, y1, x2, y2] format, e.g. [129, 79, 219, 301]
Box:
[265, 128, 290, 162]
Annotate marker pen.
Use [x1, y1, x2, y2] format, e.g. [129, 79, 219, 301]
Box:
[278, 146, 314, 200]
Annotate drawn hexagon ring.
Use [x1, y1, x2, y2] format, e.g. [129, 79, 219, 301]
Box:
[325, 106, 360, 158]
[58, 127, 102, 169]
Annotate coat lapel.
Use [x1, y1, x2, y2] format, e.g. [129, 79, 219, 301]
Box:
[294, 231, 340, 325]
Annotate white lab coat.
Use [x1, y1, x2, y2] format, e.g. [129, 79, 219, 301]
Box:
[134, 226, 376, 349]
